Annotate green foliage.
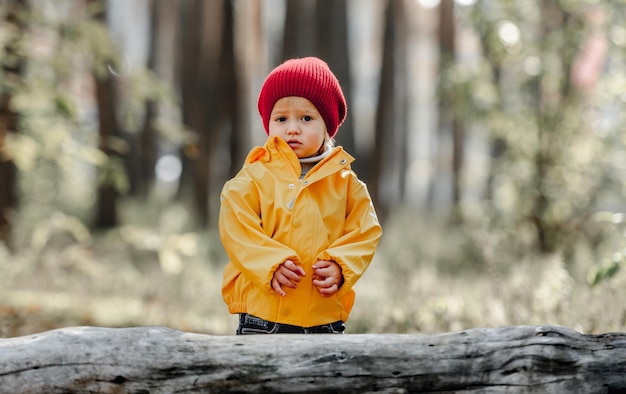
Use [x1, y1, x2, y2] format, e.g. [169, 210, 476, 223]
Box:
[586, 211, 626, 286]
[348, 207, 625, 335]
[3, 0, 626, 335]
[587, 254, 622, 286]
[1, 1, 185, 246]
[5, 202, 625, 337]
[442, 1, 626, 263]
[97, 156, 129, 194]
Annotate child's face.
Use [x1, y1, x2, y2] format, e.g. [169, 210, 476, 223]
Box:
[268, 96, 328, 159]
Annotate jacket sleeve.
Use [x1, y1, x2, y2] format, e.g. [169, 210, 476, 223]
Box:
[317, 173, 383, 297]
[219, 175, 300, 293]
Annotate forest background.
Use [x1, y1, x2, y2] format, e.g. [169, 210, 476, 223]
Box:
[2, 0, 626, 337]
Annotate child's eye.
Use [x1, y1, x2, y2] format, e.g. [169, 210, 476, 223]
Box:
[275, 116, 287, 122]
[302, 115, 312, 121]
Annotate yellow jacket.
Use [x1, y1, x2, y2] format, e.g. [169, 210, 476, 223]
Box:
[220, 136, 382, 327]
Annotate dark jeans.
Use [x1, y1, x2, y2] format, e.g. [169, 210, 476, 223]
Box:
[236, 313, 345, 335]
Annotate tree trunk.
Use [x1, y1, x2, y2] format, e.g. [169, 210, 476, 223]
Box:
[221, 0, 247, 181]
[137, 0, 178, 196]
[0, 134, 16, 246]
[369, 0, 410, 209]
[179, 0, 223, 227]
[1, 325, 624, 393]
[437, 0, 465, 223]
[92, 1, 121, 229]
[392, 0, 409, 204]
[314, 0, 356, 159]
[177, 0, 201, 204]
[93, 72, 121, 228]
[0, 0, 26, 248]
[282, 0, 315, 60]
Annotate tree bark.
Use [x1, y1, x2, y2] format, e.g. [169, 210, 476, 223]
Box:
[220, 0, 248, 182]
[0, 89, 19, 248]
[1, 325, 624, 393]
[365, 0, 407, 223]
[178, 0, 224, 227]
[137, 0, 179, 196]
[282, 0, 315, 60]
[314, 0, 356, 159]
[93, 72, 121, 228]
[0, 0, 26, 248]
[437, 0, 466, 223]
[92, 0, 121, 229]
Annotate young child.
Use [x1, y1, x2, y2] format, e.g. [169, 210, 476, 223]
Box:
[219, 57, 382, 334]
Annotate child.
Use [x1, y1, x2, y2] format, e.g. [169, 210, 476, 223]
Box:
[219, 57, 382, 334]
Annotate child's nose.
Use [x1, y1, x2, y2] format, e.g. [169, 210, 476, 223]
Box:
[287, 123, 301, 134]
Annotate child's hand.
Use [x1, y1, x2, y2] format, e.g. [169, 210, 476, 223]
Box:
[312, 260, 343, 297]
[271, 259, 306, 296]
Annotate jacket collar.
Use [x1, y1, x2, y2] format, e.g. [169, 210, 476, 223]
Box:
[249, 136, 355, 180]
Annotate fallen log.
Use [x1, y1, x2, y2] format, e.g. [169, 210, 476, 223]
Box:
[0, 325, 624, 393]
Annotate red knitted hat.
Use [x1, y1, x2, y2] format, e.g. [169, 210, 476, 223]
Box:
[258, 57, 347, 138]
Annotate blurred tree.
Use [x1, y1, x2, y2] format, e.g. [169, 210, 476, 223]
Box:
[137, 0, 178, 196]
[0, 0, 187, 250]
[0, 0, 27, 248]
[93, 0, 122, 228]
[179, 0, 242, 227]
[314, 0, 356, 160]
[220, 0, 248, 181]
[394, 0, 409, 207]
[179, 0, 218, 227]
[282, 0, 315, 60]
[280, 1, 356, 164]
[370, 0, 408, 223]
[448, 1, 624, 258]
[437, 0, 465, 223]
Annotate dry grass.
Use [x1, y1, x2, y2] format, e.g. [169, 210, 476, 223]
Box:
[352, 208, 626, 335]
[353, 251, 626, 335]
[1, 205, 625, 338]
[1, 226, 237, 337]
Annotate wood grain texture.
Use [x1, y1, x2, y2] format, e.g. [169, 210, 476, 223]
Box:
[1, 325, 625, 393]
